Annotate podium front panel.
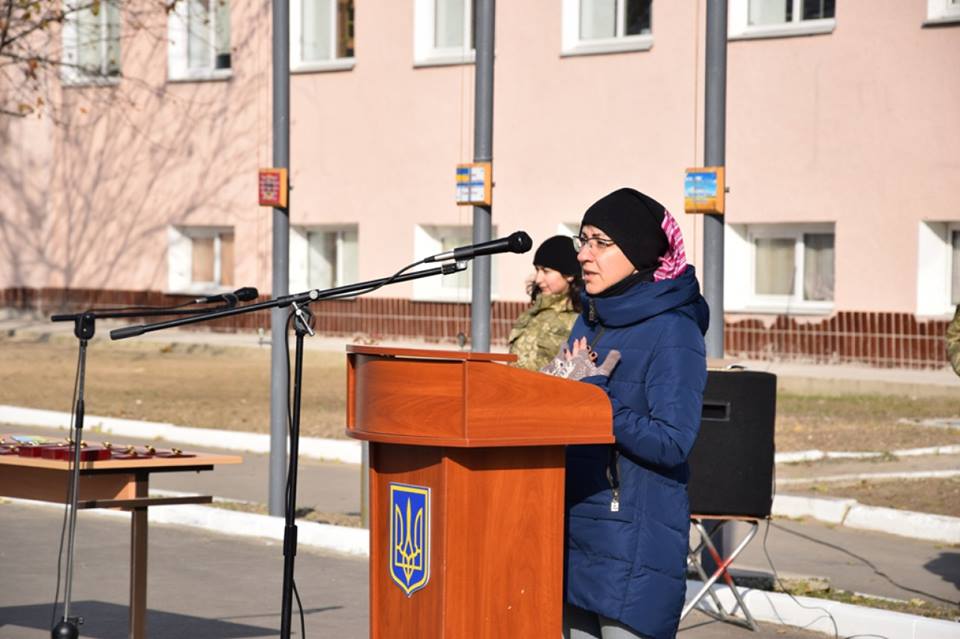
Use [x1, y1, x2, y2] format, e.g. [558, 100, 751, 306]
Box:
[369, 443, 564, 638]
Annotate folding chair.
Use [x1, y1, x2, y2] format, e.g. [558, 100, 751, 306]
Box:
[682, 515, 761, 631]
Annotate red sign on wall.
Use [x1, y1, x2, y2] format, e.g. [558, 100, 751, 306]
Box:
[258, 168, 288, 208]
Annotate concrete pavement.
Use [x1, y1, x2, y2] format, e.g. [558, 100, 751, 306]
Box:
[1, 500, 833, 639]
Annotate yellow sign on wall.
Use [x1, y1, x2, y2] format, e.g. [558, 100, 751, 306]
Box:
[684, 167, 724, 214]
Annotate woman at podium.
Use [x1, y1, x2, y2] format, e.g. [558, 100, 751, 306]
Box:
[508, 235, 583, 370]
[543, 188, 709, 639]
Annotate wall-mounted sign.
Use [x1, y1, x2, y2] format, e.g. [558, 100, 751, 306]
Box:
[258, 168, 288, 208]
[456, 162, 492, 206]
[684, 167, 724, 215]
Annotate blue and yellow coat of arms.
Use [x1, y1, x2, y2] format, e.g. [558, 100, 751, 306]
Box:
[388, 482, 431, 597]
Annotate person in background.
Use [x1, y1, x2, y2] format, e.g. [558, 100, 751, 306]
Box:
[508, 235, 583, 371]
[543, 187, 708, 639]
[947, 304, 960, 377]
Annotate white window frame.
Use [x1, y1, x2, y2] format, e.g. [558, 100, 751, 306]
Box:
[289, 225, 359, 292]
[167, 226, 235, 294]
[728, 0, 836, 41]
[291, 0, 356, 73]
[925, 0, 960, 25]
[916, 221, 960, 316]
[725, 222, 835, 314]
[413, 224, 498, 301]
[413, 0, 476, 67]
[168, 0, 232, 82]
[561, 0, 653, 57]
[61, 0, 122, 86]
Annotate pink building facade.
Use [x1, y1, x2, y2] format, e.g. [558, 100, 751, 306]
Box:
[2, 1, 958, 367]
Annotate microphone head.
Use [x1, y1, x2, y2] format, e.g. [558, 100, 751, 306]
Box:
[234, 287, 259, 302]
[508, 231, 533, 254]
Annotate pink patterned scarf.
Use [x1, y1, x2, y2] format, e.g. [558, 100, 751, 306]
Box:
[652, 209, 688, 282]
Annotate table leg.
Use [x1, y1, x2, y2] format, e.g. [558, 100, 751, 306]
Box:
[130, 474, 148, 639]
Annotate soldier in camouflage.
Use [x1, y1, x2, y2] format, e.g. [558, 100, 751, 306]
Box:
[508, 236, 583, 371]
[947, 305, 960, 377]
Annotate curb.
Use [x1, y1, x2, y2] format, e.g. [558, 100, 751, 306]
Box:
[772, 494, 960, 545]
[776, 445, 960, 464]
[684, 580, 959, 639]
[0, 405, 360, 464]
[4, 497, 369, 557]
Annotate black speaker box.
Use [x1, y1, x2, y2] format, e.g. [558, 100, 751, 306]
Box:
[687, 369, 777, 518]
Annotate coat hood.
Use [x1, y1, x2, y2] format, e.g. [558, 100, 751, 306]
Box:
[581, 266, 709, 334]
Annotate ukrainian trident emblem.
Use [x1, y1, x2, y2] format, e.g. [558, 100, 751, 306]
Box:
[389, 483, 431, 596]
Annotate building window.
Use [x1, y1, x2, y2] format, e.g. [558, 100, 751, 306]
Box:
[168, 0, 232, 81]
[61, 0, 121, 84]
[291, 0, 355, 72]
[289, 226, 359, 292]
[725, 223, 834, 313]
[168, 227, 235, 292]
[926, 0, 960, 24]
[413, 0, 475, 66]
[729, 0, 836, 40]
[917, 222, 960, 315]
[413, 225, 497, 301]
[562, 0, 653, 56]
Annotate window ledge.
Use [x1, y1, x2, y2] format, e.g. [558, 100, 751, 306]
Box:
[561, 35, 653, 57]
[166, 285, 233, 296]
[729, 19, 835, 41]
[727, 303, 834, 316]
[291, 58, 356, 74]
[922, 15, 960, 27]
[61, 75, 121, 88]
[168, 69, 233, 84]
[413, 50, 476, 68]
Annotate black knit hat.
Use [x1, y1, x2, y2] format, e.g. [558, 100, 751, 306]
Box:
[580, 188, 668, 272]
[533, 235, 580, 276]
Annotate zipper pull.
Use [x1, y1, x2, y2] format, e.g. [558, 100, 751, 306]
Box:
[589, 299, 597, 324]
[610, 488, 620, 512]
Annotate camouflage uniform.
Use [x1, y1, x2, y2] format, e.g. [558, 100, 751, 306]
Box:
[508, 292, 578, 371]
[947, 304, 960, 377]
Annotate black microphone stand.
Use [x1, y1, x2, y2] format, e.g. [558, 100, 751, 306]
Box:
[109, 262, 466, 639]
[47, 303, 242, 639]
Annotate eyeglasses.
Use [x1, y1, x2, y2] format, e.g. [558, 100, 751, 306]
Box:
[572, 234, 616, 252]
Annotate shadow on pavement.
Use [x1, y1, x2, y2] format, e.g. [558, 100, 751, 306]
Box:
[0, 600, 277, 639]
[924, 552, 960, 590]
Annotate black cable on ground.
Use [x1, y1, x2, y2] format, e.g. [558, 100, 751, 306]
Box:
[770, 521, 956, 607]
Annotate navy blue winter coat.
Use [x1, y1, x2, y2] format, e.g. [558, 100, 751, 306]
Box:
[564, 267, 709, 639]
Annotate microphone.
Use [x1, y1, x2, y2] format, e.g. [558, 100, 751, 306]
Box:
[423, 231, 533, 263]
[193, 287, 259, 306]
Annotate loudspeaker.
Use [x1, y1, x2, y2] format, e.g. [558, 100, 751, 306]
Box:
[687, 369, 777, 518]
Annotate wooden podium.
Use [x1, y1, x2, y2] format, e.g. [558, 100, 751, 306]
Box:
[346, 346, 613, 639]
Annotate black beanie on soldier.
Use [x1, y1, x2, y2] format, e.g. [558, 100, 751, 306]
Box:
[533, 235, 580, 276]
[580, 188, 669, 273]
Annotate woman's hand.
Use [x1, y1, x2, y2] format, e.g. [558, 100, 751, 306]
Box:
[542, 340, 620, 380]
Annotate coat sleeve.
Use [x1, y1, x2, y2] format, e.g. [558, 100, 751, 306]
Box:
[583, 343, 706, 469]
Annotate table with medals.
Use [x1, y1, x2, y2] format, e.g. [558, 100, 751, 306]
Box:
[0, 435, 242, 638]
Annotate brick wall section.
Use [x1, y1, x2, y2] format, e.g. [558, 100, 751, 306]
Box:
[724, 312, 952, 369]
[3, 288, 952, 368]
